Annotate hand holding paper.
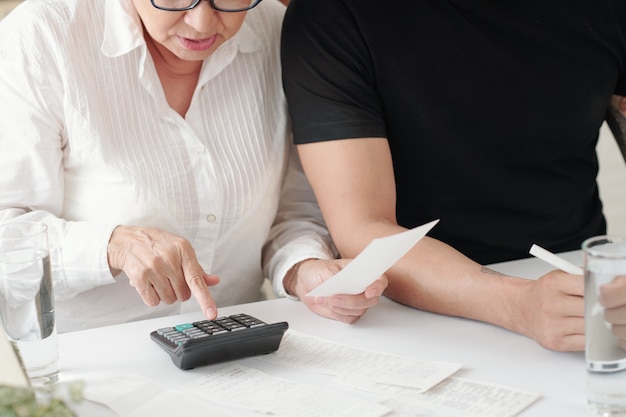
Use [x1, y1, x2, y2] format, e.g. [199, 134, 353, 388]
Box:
[307, 220, 439, 297]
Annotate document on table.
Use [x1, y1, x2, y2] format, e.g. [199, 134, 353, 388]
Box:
[82, 373, 245, 417]
[185, 364, 391, 417]
[307, 219, 439, 297]
[333, 376, 540, 417]
[82, 369, 390, 417]
[82, 366, 538, 417]
[257, 329, 461, 392]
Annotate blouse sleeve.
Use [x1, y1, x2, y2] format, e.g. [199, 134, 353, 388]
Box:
[262, 144, 337, 298]
[0, 6, 117, 300]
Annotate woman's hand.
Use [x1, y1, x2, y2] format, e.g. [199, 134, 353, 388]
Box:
[107, 226, 219, 319]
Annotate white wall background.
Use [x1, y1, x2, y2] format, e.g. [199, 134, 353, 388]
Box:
[0, 0, 21, 19]
[597, 122, 626, 236]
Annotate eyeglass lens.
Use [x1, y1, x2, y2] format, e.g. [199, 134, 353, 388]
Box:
[153, 0, 258, 11]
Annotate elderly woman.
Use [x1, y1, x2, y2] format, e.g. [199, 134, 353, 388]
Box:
[0, 0, 386, 332]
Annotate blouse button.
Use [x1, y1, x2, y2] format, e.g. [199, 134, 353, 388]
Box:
[206, 214, 217, 223]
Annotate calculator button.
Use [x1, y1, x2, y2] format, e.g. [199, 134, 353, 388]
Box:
[190, 333, 210, 339]
[183, 330, 205, 338]
[244, 319, 265, 328]
[233, 314, 266, 328]
[169, 336, 189, 344]
[157, 327, 176, 334]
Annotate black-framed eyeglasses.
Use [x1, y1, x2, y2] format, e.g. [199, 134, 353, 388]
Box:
[150, 0, 263, 13]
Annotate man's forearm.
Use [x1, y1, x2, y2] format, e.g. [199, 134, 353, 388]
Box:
[382, 236, 530, 335]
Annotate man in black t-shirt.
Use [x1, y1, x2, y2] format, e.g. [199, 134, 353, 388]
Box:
[280, 0, 626, 351]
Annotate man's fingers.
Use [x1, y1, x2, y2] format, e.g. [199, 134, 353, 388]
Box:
[557, 273, 584, 296]
[324, 293, 380, 310]
[364, 275, 388, 298]
[610, 323, 626, 349]
[312, 294, 377, 320]
[308, 301, 363, 324]
[605, 305, 626, 325]
[599, 275, 626, 308]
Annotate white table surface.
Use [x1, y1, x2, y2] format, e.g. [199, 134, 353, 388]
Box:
[58, 250, 592, 416]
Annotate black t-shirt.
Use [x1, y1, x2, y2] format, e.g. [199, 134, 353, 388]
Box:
[282, 0, 626, 264]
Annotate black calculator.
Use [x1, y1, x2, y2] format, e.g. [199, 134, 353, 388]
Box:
[150, 313, 289, 370]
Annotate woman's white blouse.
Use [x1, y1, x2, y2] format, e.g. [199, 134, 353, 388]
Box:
[0, 0, 334, 332]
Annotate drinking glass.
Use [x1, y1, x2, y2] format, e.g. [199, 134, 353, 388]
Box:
[0, 222, 59, 385]
[583, 236, 626, 416]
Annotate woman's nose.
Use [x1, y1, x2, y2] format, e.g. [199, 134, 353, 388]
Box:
[183, 1, 217, 33]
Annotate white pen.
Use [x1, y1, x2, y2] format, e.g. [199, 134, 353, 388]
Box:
[529, 244, 584, 275]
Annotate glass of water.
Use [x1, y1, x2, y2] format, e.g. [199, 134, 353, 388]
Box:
[583, 236, 626, 417]
[0, 222, 59, 385]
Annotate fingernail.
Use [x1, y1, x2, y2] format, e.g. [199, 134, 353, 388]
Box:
[206, 307, 216, 319]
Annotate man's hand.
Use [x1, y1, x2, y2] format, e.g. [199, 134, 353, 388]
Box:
[519, 270, 585, 351]
[599, 275, 626, 349]
[286, 258, 388, 323]
[107, 226, 219, 320]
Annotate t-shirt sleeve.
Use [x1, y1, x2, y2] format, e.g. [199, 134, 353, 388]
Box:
[614, 1, 626, 96]
[281, 0, 387, 144]
[615, 74, 626, 96]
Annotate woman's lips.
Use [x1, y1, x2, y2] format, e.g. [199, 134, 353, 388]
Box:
[179, 34, 217, 51]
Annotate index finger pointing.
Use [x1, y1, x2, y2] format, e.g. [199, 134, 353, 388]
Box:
[186, 268, 217, 320]
[178, 242, 218, 319]
[187, 274, 217, 320]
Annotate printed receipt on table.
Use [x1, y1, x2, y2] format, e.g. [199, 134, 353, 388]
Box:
[307, 219, 439, 297]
